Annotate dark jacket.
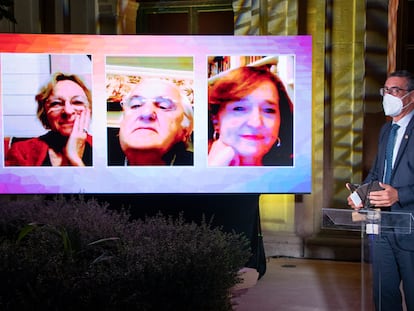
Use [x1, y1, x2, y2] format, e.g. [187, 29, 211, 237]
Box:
[364, 116, 414, 250]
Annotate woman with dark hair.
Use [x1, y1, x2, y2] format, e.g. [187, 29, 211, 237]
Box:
[5, 72, 92, 166]
[208, 65, 293, 166]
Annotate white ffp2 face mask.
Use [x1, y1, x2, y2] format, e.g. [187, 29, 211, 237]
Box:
[382, 92, 412, 117]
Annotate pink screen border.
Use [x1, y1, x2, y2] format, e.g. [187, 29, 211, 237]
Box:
[0, 34, 312, 194]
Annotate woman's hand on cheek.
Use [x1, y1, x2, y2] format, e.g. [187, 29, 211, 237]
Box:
[208, 139, 238, 166]
[64, 108, 91, 166]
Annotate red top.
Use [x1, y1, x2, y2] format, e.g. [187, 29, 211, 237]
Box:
[5, 134, 92, 166]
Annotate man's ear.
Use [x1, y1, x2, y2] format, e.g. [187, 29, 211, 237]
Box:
[182, 128, 189, 142]
[181, 116, 193, 142]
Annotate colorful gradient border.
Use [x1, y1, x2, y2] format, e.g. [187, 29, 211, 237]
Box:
[0, 34, 312, 194]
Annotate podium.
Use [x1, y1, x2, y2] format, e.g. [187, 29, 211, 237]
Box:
[322, 208, 414, 311]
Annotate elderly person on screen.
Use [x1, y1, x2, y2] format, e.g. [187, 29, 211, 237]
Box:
[117, 78, 194, 166]
[5, 72, 92, 166]
[208, 65, 293, 166]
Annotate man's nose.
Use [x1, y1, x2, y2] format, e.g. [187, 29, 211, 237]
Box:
[138, 103, 157, 121]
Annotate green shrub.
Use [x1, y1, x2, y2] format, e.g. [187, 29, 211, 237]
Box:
[0, 195, 251, 311]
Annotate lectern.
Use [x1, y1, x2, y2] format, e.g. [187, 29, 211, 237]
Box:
[322, 208, 413, 311]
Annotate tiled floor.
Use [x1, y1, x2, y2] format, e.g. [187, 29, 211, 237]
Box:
[233, 257, 375, 311]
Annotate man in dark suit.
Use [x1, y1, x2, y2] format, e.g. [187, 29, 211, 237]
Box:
[347, 70, 414, 311]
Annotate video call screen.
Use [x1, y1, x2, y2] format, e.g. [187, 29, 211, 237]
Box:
[0, 34, 312, 194]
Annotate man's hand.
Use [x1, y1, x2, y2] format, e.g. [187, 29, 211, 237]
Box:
[368, 182, 399, 208]
[346, 183, 363, 210]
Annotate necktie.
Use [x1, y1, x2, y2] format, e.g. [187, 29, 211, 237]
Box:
[384, 123, 400, 184]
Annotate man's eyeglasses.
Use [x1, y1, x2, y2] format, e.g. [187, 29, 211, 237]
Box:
[380, 87, 409, 97]
[121, 95, 177, 111]
[46, 96, 88, 113]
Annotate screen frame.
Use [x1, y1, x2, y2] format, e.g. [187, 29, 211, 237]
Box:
[0, 34, 312, 194]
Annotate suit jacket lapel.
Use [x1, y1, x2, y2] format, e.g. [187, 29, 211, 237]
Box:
[378, 123, 390, 181]
[393, 116, 414, 175]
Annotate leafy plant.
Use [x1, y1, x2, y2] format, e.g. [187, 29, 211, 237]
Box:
[0, 195, 251, 310]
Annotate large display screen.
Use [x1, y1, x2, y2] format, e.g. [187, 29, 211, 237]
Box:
[0, 34, 312, 194]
